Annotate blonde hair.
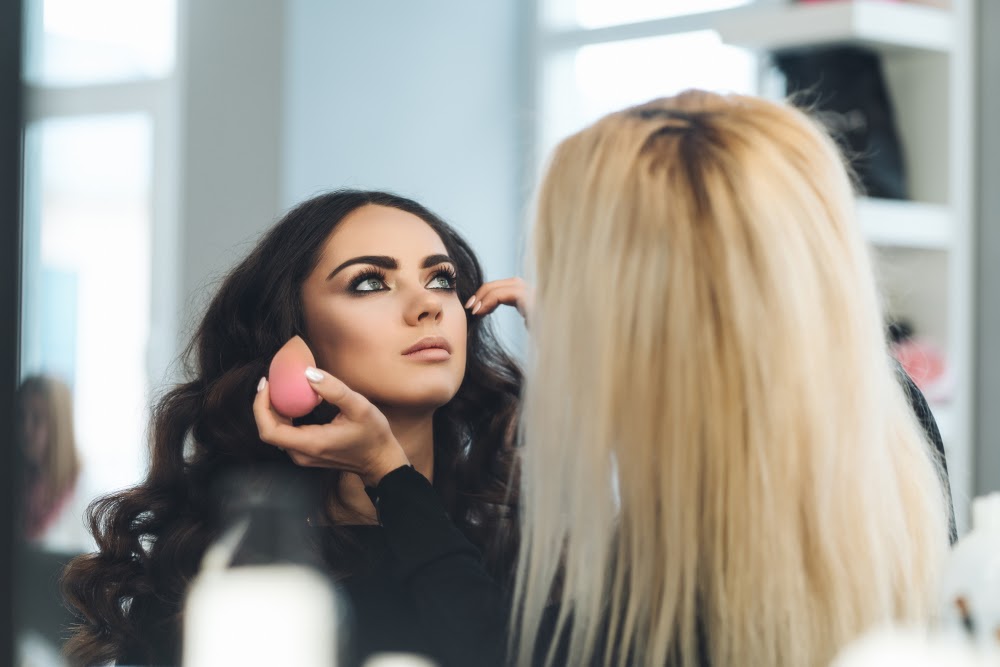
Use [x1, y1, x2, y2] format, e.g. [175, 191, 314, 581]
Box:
[514, 90, 949, 667]
[19, 374, 80, 509]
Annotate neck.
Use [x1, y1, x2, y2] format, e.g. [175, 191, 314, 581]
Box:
[329, 408, 436, 525]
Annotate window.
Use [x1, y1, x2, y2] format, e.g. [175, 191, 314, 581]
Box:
[22, 114, 153, 497]
[535, 0, 759, 168]
[24, 0, 176, 86]
[20, 0, 178, 552]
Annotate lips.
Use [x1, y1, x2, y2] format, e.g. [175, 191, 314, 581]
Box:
[402, 336, 452, 356]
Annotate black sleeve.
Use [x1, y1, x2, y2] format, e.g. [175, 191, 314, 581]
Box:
[896, 363, 957, 543]
[368, 465, 508, 667]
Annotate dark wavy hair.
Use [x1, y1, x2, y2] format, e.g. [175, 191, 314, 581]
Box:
[60, 190, 523, 666]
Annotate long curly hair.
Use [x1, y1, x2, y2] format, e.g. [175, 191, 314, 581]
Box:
[61, 190, 523, 666]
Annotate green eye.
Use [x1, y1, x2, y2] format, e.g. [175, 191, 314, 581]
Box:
[429, 274, 454, 289]
[349, 269, 389, 293]
[428, 268, 457, 290]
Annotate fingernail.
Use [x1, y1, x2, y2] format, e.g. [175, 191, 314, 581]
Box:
[257, 377, 267, 392]
[305, 367, 324, 382]
[472, 302, 482, 315]
[465, 295, 476, 309]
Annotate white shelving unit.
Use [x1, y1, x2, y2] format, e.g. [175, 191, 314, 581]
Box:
[535, 0, 974, 531]
[857, 198, 952, 250]
[715, 0, 954, 53]
[711, 0, 974, 533]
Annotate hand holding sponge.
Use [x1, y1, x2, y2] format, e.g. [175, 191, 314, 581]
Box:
[267, 336, 322, 418]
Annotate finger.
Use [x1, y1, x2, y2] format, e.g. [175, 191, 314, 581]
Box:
[252, 378, 293, 444]
[254, 378, 340, 455]
[465, 277, 525, 312]
[284, 449, 328, 468]
[470, 283, 528, 317]
[304, 367, 373, 422]
[255, 412, 351, 454]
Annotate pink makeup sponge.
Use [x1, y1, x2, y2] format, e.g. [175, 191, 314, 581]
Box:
[268, 336, 321, 418]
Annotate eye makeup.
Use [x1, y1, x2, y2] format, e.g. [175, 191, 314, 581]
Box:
[426, 265, 458, 291]
[348, 267, 389, 294]
[345, 264, 458, 295]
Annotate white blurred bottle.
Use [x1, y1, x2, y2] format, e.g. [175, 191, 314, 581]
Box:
[362, 652, 438, 667]
[181, 467, 340, 667]
[939, 492, 1000, 655]
[829, 626, 986, 667]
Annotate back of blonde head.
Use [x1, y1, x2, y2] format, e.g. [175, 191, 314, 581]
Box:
[20, 374, 78, 496]
[514, 90, 949, 667]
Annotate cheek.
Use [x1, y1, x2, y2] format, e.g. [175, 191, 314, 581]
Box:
[305, 303, 392, 381]
[445, 304, 469, 366]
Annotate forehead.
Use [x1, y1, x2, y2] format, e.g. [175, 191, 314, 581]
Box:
[323, 204, 448, 262]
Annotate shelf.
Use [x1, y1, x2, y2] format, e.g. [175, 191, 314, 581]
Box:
[540, 1, 952, 54]
[715, 0, 954, 55]
[857, 198, 951, 249]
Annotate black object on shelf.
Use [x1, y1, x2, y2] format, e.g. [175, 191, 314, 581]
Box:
[775, 45, 910, 200]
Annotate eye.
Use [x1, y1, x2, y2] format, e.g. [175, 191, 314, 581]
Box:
[349, 268, 389, 293]
[427, 267, 457, 290]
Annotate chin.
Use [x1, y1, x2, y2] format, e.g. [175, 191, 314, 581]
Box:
[400, 389, 460, 410]
[373, 384, 461, 412]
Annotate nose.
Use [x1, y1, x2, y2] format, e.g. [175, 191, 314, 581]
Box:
[404, 289, 444, 326]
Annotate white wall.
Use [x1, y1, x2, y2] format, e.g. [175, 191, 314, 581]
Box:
[282, 0, 529, 347]
[173, 0, 529, 355]
[174, 0, 287, 347]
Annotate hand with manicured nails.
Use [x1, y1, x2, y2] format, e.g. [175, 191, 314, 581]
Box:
[464, 277, 534, 325]
[253, 369, 410, 487]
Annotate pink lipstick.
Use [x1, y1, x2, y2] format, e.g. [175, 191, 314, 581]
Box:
[402, 336, 452, 361]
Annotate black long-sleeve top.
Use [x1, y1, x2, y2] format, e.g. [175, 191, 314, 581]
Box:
[118, 369, 953, 667]
[332, 465, 507, 667]
[119, 465, 507, 667]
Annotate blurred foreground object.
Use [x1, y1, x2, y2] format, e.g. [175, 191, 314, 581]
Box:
[830, 627, 989, 666]
[939, 493, 1000, 655]
[182, 467, 340, 666]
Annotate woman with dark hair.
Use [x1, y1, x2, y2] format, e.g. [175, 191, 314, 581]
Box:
[61, 190, 527, 667]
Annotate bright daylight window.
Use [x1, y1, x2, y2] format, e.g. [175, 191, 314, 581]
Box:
[536, 0, 757, 165]
[22, 115, 153, 502]
[20, 0, 177, 552]
[24, 0, 176, 86]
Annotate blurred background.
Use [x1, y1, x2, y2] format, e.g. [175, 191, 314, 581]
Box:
[4, 0, 1000, 664]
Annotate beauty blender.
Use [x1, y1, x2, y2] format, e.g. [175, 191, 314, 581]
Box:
[268, 336, 322, 418]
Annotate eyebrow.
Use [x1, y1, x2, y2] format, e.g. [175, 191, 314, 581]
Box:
[326, 253, 454, 281]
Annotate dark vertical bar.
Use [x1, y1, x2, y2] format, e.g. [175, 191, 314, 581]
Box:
[0, 0, 24, 662]
[975, 0, 1000, 497]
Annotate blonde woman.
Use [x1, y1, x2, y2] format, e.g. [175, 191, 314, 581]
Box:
[513, 90, 952, 667]
[17, 374, 82, 546]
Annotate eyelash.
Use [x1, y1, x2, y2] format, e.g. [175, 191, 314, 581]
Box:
[429, 266, 458, 291]
[348, 268, 389, 293]
[347, 266, 459, 294]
